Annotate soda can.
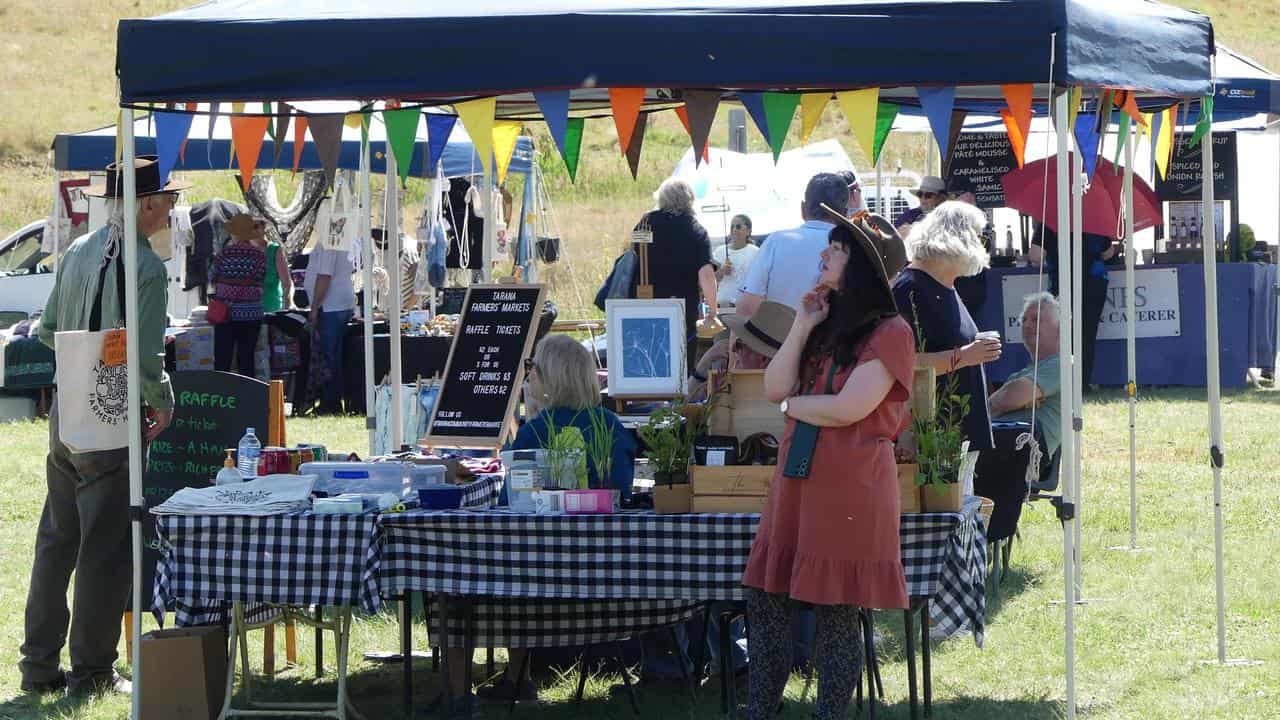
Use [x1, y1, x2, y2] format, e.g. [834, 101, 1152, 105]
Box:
[287, 448, 302, 474]
[258, 447, 290, 476]
[298, 447, 315, 466]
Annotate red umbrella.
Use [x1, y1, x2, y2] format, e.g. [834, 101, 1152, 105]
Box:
[1000, 155, 1162, 239]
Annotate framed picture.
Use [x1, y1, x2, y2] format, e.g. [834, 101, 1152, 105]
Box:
[605, 298, 687, 398]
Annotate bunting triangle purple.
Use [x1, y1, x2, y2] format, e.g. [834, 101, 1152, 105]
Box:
[534, 90, 572, 157]
[155, 111, 193, 186]
[425, 114, 458, 177]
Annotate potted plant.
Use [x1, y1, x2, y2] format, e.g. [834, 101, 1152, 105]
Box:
[582, 406, 620, 510]
[639, 405, 695, 512]
[913, 370, 971, 513]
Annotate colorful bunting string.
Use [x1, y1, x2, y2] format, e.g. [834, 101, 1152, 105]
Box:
[1073, 111, 1101, 180]
[455, 97, 497, 177]
[608, 88, 646, 154]
[562, 117, 585, 183]
[292, 115, 308, 174]
[673, 107, 709, 164]
[798, 93, 830, 145]
[425, 114, 458, 176]
[680, 90, 720, 166]
[269, 104, 291, 168]
[306, 113, 345, 189]
[383, 106, 422, 184]
[1112, 113, 1131, 171]
[229, 115, 269, 191]
[533, 90, 572, 160]
[492, 121, 522, 185]
[917, 86, 957, 165]
[154, 111, 193, 187]
[1153, 106, 1176, 180]
[761, 92, 799, 162]
[737, 92, 772, 148]
[837, 88, 879, 163]
[872, 102, 898, 168]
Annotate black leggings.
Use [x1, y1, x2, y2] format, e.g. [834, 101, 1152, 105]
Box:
[745, 589, 862, 720]
[215, 320, 261, 377]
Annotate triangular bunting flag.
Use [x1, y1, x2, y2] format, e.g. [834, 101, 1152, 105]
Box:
[761, 92, 799, 162]
[306, 114, 345, 189]
[917, 86, 957, 162]
[493, 121, 522, 185]
[384, 106, 421, 185]
[837, 89, 879, 163]
[344, 112, 365, 129]
[872, 102, 898, 168]
[1067, 87, 1082, 132]
[608, 88, 646, 154]
[263, 103, 274, 141]
[1154, 106, 1176, 180]
[534, 90, 572, 157]
[229, 102, 245, 169]
[229, 115, 269, 192]
[455, 97, 497, 176]
[799, 93, 830, 145]
[180, 103, 197, 164]
[624, 112, 648, 180]
[1000, 110, 1028, 169]
[1113, 90, 1147, 127]
[1073, 111, 1101, 180]
[292, 116, 308, 174]
[425, 114, 458, 177]
[942, 109, 967, 175]
[1113, 113, 1131, 170]
[738, 92, 772, 147]
[154, 111, 193, 187]
[1189, 94, 1214, 148]
[673, 107, 709, 164]
[681, 90, 720, 166]
[1001, 84, 1035, 131]
[562, 117, 585, 183]
[269, 104, 291, 168]
[1140, 112, 1154, 149]
[207, 102, 220, 166]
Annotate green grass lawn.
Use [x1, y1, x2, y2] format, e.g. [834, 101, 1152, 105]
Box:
[0, 388, 1277, 719]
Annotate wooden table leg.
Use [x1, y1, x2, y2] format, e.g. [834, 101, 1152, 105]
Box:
[903, 608, 919, 720]
[123, 612, 133, 665]
[315, 607, 324, 678]
[284, 618, 297, 667]
[264, 623, 276, 675]
[402, 594, 413, 718]
[922, 599, 933, 717]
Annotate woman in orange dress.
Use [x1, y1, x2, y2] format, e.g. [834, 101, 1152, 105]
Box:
[741, 207, 914, 720]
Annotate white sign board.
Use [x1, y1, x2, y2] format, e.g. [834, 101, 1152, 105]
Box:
[1000, 267, 1181, 344]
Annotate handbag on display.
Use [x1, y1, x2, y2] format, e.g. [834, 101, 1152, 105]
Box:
[206, 297, 230, 325]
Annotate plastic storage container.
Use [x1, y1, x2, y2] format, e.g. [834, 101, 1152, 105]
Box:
[501, 449, 545, 513]
[298, 462, 409, 498]
[406, 464, 447, 494]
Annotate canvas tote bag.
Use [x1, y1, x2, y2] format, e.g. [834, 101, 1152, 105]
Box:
[55, 244, 131, 453]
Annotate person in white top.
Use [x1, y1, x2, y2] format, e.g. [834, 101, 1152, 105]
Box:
[712, 214, 760, 307]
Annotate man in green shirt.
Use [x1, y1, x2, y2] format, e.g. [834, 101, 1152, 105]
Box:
[20, 156, 183, 697]
[989, 291, 1062, 457]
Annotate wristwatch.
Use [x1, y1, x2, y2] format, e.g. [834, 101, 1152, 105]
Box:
[779, 398, 790, 416]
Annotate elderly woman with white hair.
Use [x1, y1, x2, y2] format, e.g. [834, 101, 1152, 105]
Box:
[891, 200, 1001, 454]
[633, 178, 718, 360]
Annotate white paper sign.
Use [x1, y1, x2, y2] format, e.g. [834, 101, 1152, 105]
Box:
[1000, 267, 1181, 343]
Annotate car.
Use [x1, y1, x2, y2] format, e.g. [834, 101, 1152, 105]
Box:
[0, 220, 54, 325]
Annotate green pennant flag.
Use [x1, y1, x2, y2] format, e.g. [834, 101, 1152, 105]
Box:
[761, 92, 800, 162]
[872, 102, 899, 167]
[383, 107, 421, 185]
[562, 117, 585, 183]
[1113, 113, 1131, 172]
[1189, 94, 1214, 148]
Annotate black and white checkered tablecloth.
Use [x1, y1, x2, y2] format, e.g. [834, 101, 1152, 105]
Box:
[363, 503, 986, 648]
[153, 474, 504, 627]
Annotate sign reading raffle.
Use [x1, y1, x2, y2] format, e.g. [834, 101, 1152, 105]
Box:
[1000, 268, 1181, 343]
[1154, 132, 1237, 202]
[424, 284, 546, 448]
[944, 132, 1018, 210]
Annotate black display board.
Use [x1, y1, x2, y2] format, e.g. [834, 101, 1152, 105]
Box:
[1155, 132, 1238, 202]
[439, 287, 468, 315]
[424, 284, 546, 448]
[140, 371, 269, 605]
[944, 132, 1019, 210]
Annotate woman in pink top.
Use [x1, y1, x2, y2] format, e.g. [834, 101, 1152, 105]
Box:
[741, 207, 914, 720]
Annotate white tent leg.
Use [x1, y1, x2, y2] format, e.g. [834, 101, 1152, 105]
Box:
[1054, 90, 1078, 720]
[123, 106, 144, 720]
[1070, 147, 1084, 600]
[387, 146, 404, 451]
[360, 127, 376, 453]
[481, 167, 494, 282]
[1201, 117, 1228, 665]
[1124, 123, 1139, 550]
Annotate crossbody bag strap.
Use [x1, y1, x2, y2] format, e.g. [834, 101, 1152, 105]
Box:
[87, 245, 127, 332]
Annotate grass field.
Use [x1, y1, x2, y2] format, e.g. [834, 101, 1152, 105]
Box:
[0, 388, 1277, 719]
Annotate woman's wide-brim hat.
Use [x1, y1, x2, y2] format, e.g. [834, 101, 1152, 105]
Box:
[819, 205, 908, 307]
[83, 155, 192, 198]
[720, 300, 796, 359]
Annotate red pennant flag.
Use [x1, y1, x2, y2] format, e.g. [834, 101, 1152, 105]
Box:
[292, 115, 309, 174]
[229, 115, 270, 191]
[608, 88, 646, 154]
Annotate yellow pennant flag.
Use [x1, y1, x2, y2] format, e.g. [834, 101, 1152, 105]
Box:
[798, 93, 830, 145]
[1067, 87, 1082, 131]
[455, 97, 497, 177]
[836, 88, 879, 163]
[1154, 106, 1176, 180]
[492, 121, 522, 184]
[344, 112, 365, 129]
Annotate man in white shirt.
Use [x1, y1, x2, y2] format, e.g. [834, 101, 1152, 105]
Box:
[736, 173, 849, 316]
[305, 245, 356, 413]
[711, 213, 760, 307]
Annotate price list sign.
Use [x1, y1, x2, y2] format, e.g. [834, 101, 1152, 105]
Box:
[424, 284, 546, 448]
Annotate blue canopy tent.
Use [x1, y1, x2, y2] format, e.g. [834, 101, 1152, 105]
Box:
[109, 4, 1218, 720]
[52, 106, 534, 178]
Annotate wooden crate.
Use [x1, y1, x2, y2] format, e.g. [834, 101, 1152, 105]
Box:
[691, 495, 767, 513]
[690, 465, 772, 514]
[708, 370, 786, 442]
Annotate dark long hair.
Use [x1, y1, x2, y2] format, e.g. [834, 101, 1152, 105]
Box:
[802, 225, 899, 369]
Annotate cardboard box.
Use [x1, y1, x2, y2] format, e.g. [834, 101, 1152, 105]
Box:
[708, 370, 786, 442]
[139, 625, 226, 720]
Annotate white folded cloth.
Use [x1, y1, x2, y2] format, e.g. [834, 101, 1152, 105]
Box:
[152, 474, 316, 516]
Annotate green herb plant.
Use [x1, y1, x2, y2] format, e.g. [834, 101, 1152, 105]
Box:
[540, 412, 588, 490]
[582, 406, 616, 490]
[637, 405, 694, 484]
[908, 291, 973, 487]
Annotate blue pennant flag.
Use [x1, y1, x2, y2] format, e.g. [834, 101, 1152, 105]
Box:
[737, 91, 772, 147]
[155, 111, 194, 186]
[425, 114, 458, 177]
[1074, 111, 1101, 180]
[534, 90, 572, 157]
[917, 86, 957, 163]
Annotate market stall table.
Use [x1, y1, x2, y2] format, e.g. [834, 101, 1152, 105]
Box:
[362, 500, 986, 719]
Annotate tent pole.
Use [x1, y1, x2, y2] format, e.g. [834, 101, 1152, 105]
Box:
[1070, 143, 1084, 600]
[1055, 89, 1078, 720]
[875, 153, 884, 217]
[121, 106, 144, 720]
[360, 123, 376, 453]
[387, 143, 404, 451]
[482, 167, 493, 282]
[1124, 121, 1138, 550]
[1200, 107, 1228, 665]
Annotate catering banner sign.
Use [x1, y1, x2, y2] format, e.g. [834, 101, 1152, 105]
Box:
[1000, 267, 1181, 344]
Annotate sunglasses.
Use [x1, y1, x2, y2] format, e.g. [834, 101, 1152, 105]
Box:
[731, 224, 748, 230]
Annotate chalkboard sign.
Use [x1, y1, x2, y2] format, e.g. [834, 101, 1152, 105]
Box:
[944, 132, 1019, 210]
[1154, 132, 1237, 202]
[439, 287, 468, 315]
[139, 371, 269, 606]
[424, 284, 547, 448]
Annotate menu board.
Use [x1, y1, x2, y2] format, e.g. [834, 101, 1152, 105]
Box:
[1154, 132, 1237, 202]
[944, 132, 1019, 209]
[424, 284, 546, 448]
[139, 371, 268, 604]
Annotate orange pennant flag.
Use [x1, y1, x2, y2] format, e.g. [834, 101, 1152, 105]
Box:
[1000, 109, 1029, 168]
[1113, 89, 1148, 127]
[608, 88, 646, 153]
[673, 106, 710, 163]
[229, 115, 270, 191]
[1001, 84, 1034, 132]
[292, 115, 309, 174]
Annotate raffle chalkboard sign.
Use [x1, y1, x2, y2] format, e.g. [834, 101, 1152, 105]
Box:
[139, 371, 269, 606]
[944, 132, 1018, 210]
[1154, 132, 1237, 202]
[425, 284, 546, 448]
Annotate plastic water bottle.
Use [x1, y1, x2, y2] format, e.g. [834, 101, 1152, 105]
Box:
[237, 428, 261, 479]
